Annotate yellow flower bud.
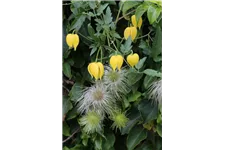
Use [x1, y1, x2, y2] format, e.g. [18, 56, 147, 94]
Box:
[124, 27, 137, 41]
[109, 55, 124, 71]
[127, 53, 139, 67]
[88, 62, 104, 80]
[66, 33, 79, 50]
[131, 15, 142, 29]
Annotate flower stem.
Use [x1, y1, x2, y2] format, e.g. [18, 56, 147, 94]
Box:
[111, 40, 119, 52]
[115, 2, 123, 25]
[135, 31, 151, 40]
[95, 47, 101, 62]
[78, 32, 93, 42]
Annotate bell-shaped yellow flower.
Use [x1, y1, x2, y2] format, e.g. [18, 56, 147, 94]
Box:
[124, 27, 137, 41]
[131, 15, 142, 29]
[88, 62, 104, 80]
[109, 55, 124, 71]
[66, 33, 79, 50]
[127, 53, 139, 67]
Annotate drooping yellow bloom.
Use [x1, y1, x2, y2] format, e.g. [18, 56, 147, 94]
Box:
[131, 15, 143, 29]
[66, 33, 79, 50]
[88, 62, 104, 80]
[127, 53, 139, 67]
[109, 55, 124, 71]
[124, 27, 137, 41]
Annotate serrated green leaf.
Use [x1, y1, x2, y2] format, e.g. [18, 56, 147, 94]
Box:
[121, 106, 141, 135]
[88, 1, 96, 9]
[97, 3, 109, 15]
[147, 4, 161, 24]
[120, 37, 132, 54]
[63, 121, 71, 136]
[135, 57, 147, 70]
[122, 1, 141, 19]
[138, 99, 158, 123]
[104, 7, 112, 24]
[63, 62, 72, 79]
[128, 91, 142, 102]
[143, 69, 162, 78]
[69, 83, 83, 102]
[70, 15, 86, 32]
[127, 126, 147, 150]
[63, 96, 73, 115]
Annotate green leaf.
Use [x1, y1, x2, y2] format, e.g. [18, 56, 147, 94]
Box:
[88, 1, 96, 9]
[105, 0, 116, 5]
[127, 126, 147, 150]
[63, 96, 73, 115]
[138, 99, 158, 123]
[127, 69, 143, 85]
[156, 124, 162, 137]
[121, 106, 141, 135]
[97, 3, 109, 15]
[135, 141, 152, 150]
[70, 15, 86, 32]
[120, 37, 132, 54]
[143, 69, 162, 78]
[122, 1, 141, 19]
[90, 46, 98, 56]
[63, 146, 70, 150]
[147, 0, 162, 6]
[69, 83, 83, 102]
[128, 91, 142, 102]
[63, 121, 71, 136]
[70, 144, 83, 150]
[151, 26, 162, 60]
[66, 106, 78, 120]
[102, 131, 115, 149]
[63, 62, 72, 79]
[143, 75, 157, 89]
[88, 23, 97, 40]
[135, 57, 147, 70]
[147, 4, 161, 25]
[94, 136, 102, 150]
[104, 7, 112, 24]
[135, 2, 149, 22]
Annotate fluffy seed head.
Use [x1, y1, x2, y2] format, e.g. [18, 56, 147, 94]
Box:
[148, 79, 162, 107]
[110, 110, 129, 131]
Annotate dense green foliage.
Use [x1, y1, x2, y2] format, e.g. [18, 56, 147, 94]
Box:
[63, 0, 162, 150]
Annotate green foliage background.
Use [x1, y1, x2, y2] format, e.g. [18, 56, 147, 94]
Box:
[63, 0, 162, 150]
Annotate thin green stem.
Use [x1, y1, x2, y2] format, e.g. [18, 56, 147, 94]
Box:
[120, 37, 125, 44]
[100, 46, 103, 62]
[135, 31, 151, 40]
[111, 40, 119, 52]
[115, 3, 123, 25]
[78, 32, 93, 42]
[95, 47, 101, 62]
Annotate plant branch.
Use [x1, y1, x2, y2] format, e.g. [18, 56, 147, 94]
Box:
[117, 9, 136, 22]
[63, 128, 80, 143]
[78, 32, 93, 42]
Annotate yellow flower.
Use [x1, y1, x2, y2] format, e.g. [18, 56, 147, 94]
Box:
[109, 55, 124, 71]
[127, 53, 139, 67]
[131, 15, 142, 29]
[88, 62, 104, 80]
[124, 27, 137, 41]
[66, 33, 79, 50]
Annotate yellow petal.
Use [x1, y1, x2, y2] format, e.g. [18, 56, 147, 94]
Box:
[137, 17, 142, 29]
[88, 63, 99, 80]
[124, 27, 131, 40]
[73, 34, 79, 50]
[110, 56, 118, 71]
[97, 62, 104, 79]
[131, 15, 137, 27]
[127, 53, 139, 67]
[66, 34, 74, 48]
[130, 27, 137, 41]
[116, 55, 124, 70]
